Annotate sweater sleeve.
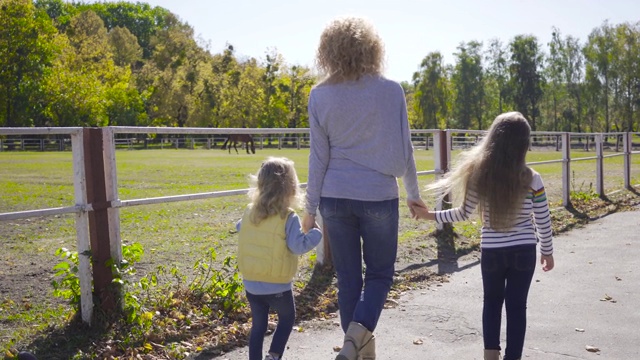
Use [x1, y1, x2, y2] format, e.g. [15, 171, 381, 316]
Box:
[434, 190, 479, 224]
[531, 174, 554, 255]
[285, 212, 323, 255]
[399, 92, 421, 201]
[305, 92, 329, 215]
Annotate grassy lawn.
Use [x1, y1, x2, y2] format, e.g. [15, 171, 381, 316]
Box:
[0, 146, 639, 357]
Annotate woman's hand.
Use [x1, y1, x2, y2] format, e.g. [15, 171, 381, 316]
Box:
[302, 213, 317, 233]
[407, 199, 434, 220]
[406, 198, 426, 219]
[540, 254, 554, 272]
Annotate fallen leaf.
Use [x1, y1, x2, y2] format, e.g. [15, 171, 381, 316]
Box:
[615, 276, 622, 281]
[333, 345, 342, 352]
[600, 294, 613, 301]
[413, 339, 424, 345]
[575, 328, 585, 332]
[385, 299, 399, 308]
[585, 345, 600, 353]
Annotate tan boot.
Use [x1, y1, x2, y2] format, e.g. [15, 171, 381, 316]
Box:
[359, 335, 375, 360]
[484, 349, 501, 360]
[336, 322, 374, 360]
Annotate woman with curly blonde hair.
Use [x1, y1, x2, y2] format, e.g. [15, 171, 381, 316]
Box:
[302, 16, 426, 360]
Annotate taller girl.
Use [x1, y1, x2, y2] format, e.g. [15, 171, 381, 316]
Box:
[414, 111, 555, 360]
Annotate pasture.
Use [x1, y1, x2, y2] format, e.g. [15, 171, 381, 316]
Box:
[1, 146, 639, 354]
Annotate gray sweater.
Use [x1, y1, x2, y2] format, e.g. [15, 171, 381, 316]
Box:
[305, 75, 421, 215]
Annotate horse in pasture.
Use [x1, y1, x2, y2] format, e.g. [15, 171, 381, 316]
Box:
[221, 134, 256, 154]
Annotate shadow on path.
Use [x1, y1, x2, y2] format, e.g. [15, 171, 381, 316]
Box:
[397, 225, 480, 277]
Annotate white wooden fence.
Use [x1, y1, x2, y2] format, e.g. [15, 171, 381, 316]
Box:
[0, 126, 638, 326]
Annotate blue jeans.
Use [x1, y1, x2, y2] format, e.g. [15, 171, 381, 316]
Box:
[320, 197, 399, 333]
[246, 290, 295, 360]
[481, 244, 537, 360]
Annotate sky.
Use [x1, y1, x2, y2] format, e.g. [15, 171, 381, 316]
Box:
[117, 0, 639, 82]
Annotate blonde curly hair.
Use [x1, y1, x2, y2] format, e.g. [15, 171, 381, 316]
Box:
[247, 157, 303, 224]
[315, 16, 385, 83]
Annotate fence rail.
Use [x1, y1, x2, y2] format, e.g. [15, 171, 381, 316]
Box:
[1, 126, 639, 326]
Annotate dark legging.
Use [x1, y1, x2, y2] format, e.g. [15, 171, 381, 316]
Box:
[246, 290, 295, 360]
[481, 245, 536, 360]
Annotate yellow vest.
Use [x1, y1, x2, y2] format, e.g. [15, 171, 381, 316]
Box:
[237, 207, 299, 283]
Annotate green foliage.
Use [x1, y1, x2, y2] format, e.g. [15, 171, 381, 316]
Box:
[570, 170, 599, 201]
[51, 241, 245, 328]
[508, 35, 544, 130]
[452, 41, 485, 129]
[413, 51, 450, 129]
[188, 248, 245, 313]
[4, 0, 640, 133]
[51, 247, 82, 306]
[0, 0, 60, 127]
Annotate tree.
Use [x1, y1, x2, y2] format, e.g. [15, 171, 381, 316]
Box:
[563, 35, 586, 132]
[583, 21, 618, 133]
[43, 10, 136, 126]
[34, 0, 77, 31]
[452, 41, 484, 129]
[108, 26, 142, 67]
[261, 49, 284, 128]
[144, 15, 206, 127]
[76, 0, 170, 58]
[281, 65, 315, 128]
[508, 35, 544, 130]
[613, 22, 640, 131]
[485, 39, 510, 115]
[0, 0, 59, 127]
[546, 28, 567, 131]
[413, 52, 450, 129]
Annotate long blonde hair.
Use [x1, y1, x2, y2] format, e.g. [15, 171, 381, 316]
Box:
[428, 111, 533, 230]
[247, 157, 302, 224]
[315, 16, 385, 83]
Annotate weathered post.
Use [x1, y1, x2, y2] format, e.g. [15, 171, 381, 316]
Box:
[83, 128, 119, 314]
[70, 130, 93, 325]
[562, 133, 571, 207]
[433, 130, 451, 231]
[623, 132, 632, 190]
[595, 134, 604, 197]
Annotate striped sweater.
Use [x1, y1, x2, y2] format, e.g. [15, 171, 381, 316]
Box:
[434, 170, 553, 255]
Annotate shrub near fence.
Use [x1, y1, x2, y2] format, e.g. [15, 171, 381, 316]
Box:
[0, 126, 639, 327]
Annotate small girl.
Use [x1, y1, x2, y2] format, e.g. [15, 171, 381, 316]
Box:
[237, 157, 322, 360]
[413, 112, 555, 360]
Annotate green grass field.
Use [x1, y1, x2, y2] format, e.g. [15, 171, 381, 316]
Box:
[1, 146, 638, 273]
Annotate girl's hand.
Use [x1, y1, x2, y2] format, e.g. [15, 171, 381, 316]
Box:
[540, 254, 554, 272]
[407, 199, 434, 220]
[412, 205, 434, 221]
[407, 198, 427, 219]
[302, 213, 316, 233]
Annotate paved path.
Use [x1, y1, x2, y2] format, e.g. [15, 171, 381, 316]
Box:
[193, 209, 640, 360]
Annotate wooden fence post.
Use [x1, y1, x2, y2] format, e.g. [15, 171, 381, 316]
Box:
[102, 128, 123, 306]
[433, 130, 450, 231]
[71, 130, 93, 325]
[83, 128, 119, 314]
[562, 132, 572, 207]
[595, 134, 604, 197]
[623, 132, 632, 190]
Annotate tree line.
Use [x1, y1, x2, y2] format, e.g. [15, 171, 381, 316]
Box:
[409, 23, 640, 133]
[1, 0, 639, 132]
